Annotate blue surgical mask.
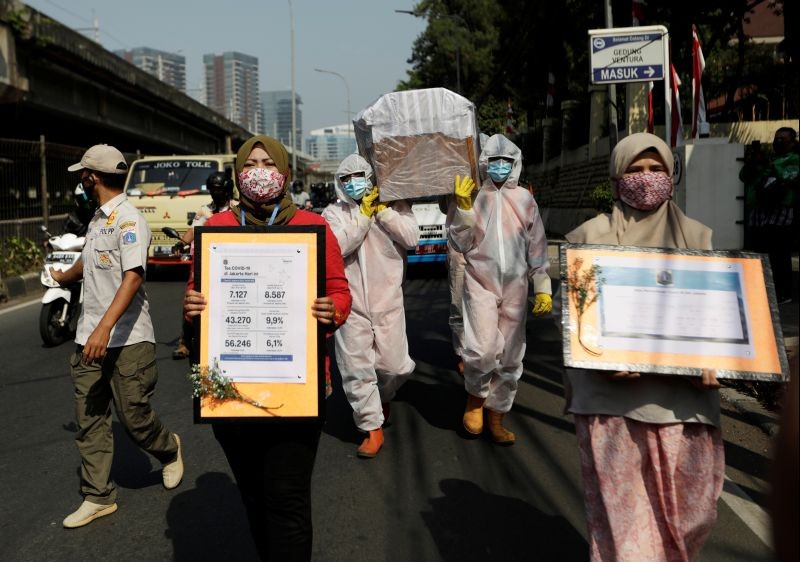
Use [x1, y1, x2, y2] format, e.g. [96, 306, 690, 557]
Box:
[487, 160, 513, 183]
[343, 177, 370, 200]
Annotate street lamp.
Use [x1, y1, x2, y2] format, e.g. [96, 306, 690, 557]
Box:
[395, 9, 463, 94]
[314, 68, 352, 136]
[288, 0, 297, 174]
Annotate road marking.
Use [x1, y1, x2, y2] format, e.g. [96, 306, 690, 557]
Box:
[0, 297, 40, 316]
[720, 476, 773, 549]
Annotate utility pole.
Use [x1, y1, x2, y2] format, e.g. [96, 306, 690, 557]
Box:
[288, 0, 297, 175]
[604, 0, 619, 148]
[314, 68, 352, 136]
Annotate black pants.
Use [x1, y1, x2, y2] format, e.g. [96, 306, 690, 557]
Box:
[213, 423, 322, 562]
[751, 225, 794, 301]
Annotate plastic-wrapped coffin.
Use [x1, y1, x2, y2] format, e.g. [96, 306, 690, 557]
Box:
[354, 88, 480, 202]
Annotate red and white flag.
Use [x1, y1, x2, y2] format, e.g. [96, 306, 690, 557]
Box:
[670, 63, 685, 147]
[691, 25, 707, 138]
[546, 72, 555, 113]
[632, 1, 654, 131]
[631, 0, 646, 26]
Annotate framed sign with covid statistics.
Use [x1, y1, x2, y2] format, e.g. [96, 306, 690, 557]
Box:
[192, 226, 326, 422]
[560, 243, 789, 382]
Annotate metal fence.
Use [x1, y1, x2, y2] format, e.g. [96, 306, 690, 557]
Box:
[0, 137, 135, 242]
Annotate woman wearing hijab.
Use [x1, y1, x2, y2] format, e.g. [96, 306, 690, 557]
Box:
[184, 135, 351, 561]
[565, 132, 723, 561]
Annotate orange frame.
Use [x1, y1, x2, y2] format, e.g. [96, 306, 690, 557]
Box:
[561, 244, 789, 381]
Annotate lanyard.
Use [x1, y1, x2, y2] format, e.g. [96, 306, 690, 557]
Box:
[240, 204, 280, 226]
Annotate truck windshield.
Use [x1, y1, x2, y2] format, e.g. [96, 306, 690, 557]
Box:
[126, 160, 218, 196]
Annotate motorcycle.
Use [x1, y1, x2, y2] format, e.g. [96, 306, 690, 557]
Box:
[39, 226, 85, 346]
[161, 226, 192, 261]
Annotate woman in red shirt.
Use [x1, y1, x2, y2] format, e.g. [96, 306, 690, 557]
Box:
[184, 135, 350, 561]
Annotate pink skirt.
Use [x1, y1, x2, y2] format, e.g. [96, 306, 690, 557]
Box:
[574, 415, 725, 562]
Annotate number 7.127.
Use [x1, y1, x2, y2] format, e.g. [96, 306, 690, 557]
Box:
[229, 290, 248, 299]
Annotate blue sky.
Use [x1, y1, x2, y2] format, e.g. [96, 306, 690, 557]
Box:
[24, 0, 426, 137]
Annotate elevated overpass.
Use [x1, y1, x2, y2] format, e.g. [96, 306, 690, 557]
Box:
[0, 1, 250, 154]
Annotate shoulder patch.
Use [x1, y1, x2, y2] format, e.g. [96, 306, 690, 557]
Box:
[119, 220, 137, 231]
[122, 231, 137, 245]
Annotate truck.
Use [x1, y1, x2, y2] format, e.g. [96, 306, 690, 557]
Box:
[408, 197, 448, 264]
[124, 154, 235, 266]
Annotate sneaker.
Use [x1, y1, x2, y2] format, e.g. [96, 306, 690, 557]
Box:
[63, 500, 117, 529]
[162, 433, 184, 489]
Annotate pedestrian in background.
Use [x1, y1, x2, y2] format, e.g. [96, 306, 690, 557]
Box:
[172, 171, 233, 359]
[740, 127, 798, 303]
[448, 134, 552, 445]
[564, 132, 723, 561]
[184, 135, 351, 561]
[322, 154, 419, 458]
[51, 144, 183, 529]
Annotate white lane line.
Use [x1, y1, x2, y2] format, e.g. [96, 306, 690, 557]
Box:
[720, 476, 773, 549]
[0, 298, 40, 316]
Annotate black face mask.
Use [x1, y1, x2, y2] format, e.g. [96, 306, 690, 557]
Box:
[81, 175, 97, 203]
[210, 191, 229, 208]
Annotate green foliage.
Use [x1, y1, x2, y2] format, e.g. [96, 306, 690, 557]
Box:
[189, 361, 283, 412]
[0, 236, 44, 277]
[399, 0, 796, 149]
[589, 180, 614, 213]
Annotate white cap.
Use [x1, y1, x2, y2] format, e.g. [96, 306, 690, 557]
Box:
[68, 144, 129, 174]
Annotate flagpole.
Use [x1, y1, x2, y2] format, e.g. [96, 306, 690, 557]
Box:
[664, 32, 672, 148]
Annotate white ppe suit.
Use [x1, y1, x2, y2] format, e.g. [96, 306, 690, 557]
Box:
[448, 135, 551, 413]
[322, 154, 419, 431]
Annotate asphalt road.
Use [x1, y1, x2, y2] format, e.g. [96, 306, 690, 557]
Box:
[0, 266, 776, 561]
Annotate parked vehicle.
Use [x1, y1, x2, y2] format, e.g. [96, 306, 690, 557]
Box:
[409, 197, 448, 264]
[39, 226, 84, 346]
[124, 155, 235, 267]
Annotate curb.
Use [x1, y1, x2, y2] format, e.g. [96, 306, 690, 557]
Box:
[720, 386, 781, 437]
[0, 271, 43, 302]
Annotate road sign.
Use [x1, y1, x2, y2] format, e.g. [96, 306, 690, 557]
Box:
[589, 26, 667, 84]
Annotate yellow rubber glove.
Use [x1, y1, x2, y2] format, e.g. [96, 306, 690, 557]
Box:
[532, 293, 552, 316]
[454, 175, 476, 211]
[375, 201, 389, 214]
[359, 187, 380, 218]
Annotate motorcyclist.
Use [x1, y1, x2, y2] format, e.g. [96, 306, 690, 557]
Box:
[290, 179, 311, 208]
[61, 184, 96, 237]
[172, 171, 233, 359]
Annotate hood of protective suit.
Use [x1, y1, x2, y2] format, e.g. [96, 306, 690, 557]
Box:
[334, 154, 374, 205]
[478, 134, 522, 187]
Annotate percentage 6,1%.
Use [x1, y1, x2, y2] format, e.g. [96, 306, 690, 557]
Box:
[265, 339, 284, 349]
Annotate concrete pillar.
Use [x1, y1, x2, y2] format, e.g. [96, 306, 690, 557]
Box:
[560, 100, 581, 154]
[626, 82, 649, 136]
[589, 85, 607, 159]
[542, 118, 558, 164]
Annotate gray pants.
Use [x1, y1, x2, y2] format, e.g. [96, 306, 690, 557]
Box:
[70, 342, 177, 504]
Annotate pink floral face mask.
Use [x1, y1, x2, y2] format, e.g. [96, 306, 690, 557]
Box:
[616, 171, 673, 211]
[238, 168, 285, 203]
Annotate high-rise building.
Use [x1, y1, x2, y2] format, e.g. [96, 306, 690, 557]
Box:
[305, 125, 356, 162]
[115, 47, 186, 93]
[203, 52, 262, 133]
[261, 90, 302, 152]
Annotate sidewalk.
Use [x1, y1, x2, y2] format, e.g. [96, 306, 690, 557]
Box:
[0, 271, 42, 304]
[547, 240, 799, 436]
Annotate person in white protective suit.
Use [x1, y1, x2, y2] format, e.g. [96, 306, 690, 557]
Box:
[448, 134, 552, 445]
[322, 154, 419, 458]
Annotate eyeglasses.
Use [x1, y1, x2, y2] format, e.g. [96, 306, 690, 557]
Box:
[339, 173, 366, 183]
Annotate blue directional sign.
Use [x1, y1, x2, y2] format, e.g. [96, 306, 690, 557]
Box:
[589, 27, 667, 84]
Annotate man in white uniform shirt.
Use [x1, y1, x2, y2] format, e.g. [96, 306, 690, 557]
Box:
[51, 145, 184, 529]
